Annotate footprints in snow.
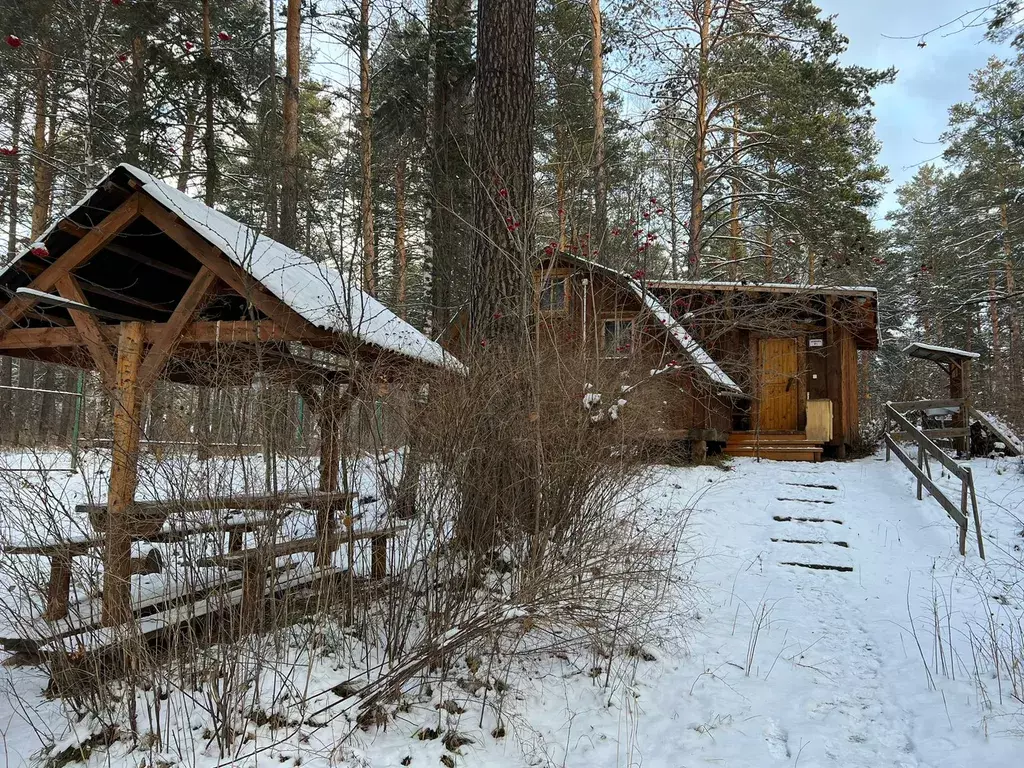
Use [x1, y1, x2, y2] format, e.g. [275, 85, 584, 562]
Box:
[772, 481, 852, 573]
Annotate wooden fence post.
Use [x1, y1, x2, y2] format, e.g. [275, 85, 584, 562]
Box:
[101, 321, 145, 627]
[967, 468, 985, 559]
[916, 438, 924, 501]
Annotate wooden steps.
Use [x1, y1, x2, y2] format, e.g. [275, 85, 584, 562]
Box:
[725, 432, 824, 462]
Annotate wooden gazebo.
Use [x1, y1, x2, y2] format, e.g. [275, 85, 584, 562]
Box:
[0, 164, 459, 630]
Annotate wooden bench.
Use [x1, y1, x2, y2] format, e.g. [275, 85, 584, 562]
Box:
[2, 504, 317, 622]
[82, 490, 358, 537]
[197, 522, 407, 625]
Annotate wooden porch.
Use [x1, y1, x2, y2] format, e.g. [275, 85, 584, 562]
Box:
[724, 431, 824, 462]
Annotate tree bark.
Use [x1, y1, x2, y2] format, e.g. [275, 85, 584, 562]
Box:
[360, 0, 377, 294]
[686, 1, 713, 279]
[125, 35, 146, 165]
[728, 111, 743, 280]
[5, 87, 25, 259]
[177, 84, 199, 192]
[428, 0, 473, 333]
[31, 43, 53, 239]
[590, 0, 607, 243]
[265, 0, 280, 238]
[280, 0, 301, 248]
[395, 156, 408, 318]
[470, 0, 537, 341]
[202, 0, 218, 206]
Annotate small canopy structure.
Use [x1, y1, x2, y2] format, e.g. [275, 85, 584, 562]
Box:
[0, 164, 459, 627]
[903, 341, 978, 453]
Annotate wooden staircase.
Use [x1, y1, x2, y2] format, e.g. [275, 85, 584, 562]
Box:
[725, 432, 824, 462]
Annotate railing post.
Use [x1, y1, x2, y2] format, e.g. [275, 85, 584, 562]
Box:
[921, 442, 929, 501]
[884, 405, 891, 461]
[967, 467, 985, 560]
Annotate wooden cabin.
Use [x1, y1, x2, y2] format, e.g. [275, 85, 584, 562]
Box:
[528, 254, 878, 461]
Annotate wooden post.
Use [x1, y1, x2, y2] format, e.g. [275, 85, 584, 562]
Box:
[916, 438, 924, 501]
[44, 553, 72, 621]
[950, 360, 968, 455]
[967, 468, 985, 559]
[884, 406, 891, 462]
[824, 297, 845, 458]
[371, 535, 387, 579]
[102, 322, 145, 627]
[316, 374, 346, 568]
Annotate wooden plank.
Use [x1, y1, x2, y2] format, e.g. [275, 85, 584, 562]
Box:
[197, 524, 407, 569]
[967, 468, 985, 559]
[82, 490, 356, 531]
[883, 435, 968, 529]
[758, 338, 799, 431]
[0, 319, 336, 352]
[825, 297, 844, 450]
[968, 406, 1021, 457]
[138, 266, 218, 390]
[885, 406, 969, 481]
[889, 398, 965, 411]
[102, 321, 145, 627]
[55, 275, 117, 388]
[890, 428, 969, 441]
[0, 193, 141, 334]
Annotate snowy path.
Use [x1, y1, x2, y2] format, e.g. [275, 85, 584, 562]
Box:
[607, 456, 1022, 768]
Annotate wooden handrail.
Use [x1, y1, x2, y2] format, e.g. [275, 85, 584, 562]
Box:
[884, 401, 984, 558]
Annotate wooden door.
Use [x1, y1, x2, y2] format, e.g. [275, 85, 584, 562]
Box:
[758, 338, 799, 431]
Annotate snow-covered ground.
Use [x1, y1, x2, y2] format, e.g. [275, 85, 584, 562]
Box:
[1, 448, 1022, 766]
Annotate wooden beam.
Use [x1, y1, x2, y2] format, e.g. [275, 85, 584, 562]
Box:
[55, 275, 117, 388]
[0, 193, 141, 334]
[138, 266, 218, 390]
[18, 286, 144, 323]
[0, 319, 337, 351]
[102, 322, 145, 627]
[58, 219, 199, 281]
[76, 280, 174, 314]
[138, 195, 314, 337]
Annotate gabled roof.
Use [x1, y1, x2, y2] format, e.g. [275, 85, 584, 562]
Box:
[546, 254, 741, 393]
[1, 164, 461, 373]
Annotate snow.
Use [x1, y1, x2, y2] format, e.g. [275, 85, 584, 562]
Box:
[980, 410, 1024, 454]
[2, 449, 1023, 766]
[1, 164, 462, 373]
[904, 341, 982, 359]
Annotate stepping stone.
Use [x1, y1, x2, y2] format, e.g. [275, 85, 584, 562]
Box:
[773, 515, 843, 525]
[771, 538, 849, 548]
[777, 497, 835, 504]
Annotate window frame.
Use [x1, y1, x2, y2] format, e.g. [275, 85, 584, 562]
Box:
[534, 268, 572, 317]
[600, 316, 635, 359]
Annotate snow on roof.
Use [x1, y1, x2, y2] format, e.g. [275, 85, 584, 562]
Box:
[7, 164, 460, 372]
[903, 341, 980, 360]
[627, 278, 741, 392]
[651, 279, 877, 296]
[556, 255, 739, 392]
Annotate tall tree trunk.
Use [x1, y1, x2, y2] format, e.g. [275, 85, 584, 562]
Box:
[15, 361, 36, 445]
[556, 125, 567, 250]
[686, 1, 713, 279]
[280, 0, 301, 247]
[360, 0, 377, 294]
[5, 87, 25, 259]
[1000, 202, 1019, 387]
[31, 44, 53, 238]
[394, 156, 408, 319]
[125, 35, 146, 165]
[177, 84, 199, 192]
[37, 364, 56, 441]
[470, 0, 537, 340]
[429, 0, 473, 333]
[590, 0, 606, 242]
[265, 0, 280, 237]
[202, 0, 218, 206]
[728, 111, 743, 280]
[667, 133, 678, 278]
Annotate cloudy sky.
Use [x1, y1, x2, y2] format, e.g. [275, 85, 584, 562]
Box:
[815, 0, 1007, 219]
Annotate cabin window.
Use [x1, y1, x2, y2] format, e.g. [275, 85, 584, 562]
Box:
[602, 318, 634, 357]
[535, 269, 571, 315]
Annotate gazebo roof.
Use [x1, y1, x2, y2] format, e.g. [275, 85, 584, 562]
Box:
[0, 165, 461, 385]
[903, 341, 980, 364]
